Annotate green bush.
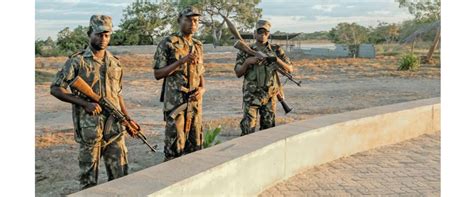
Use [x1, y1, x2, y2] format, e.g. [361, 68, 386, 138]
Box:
[398, 53, 420, 71]
[203, 126, 222, 148]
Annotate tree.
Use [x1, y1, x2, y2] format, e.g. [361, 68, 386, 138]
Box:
[118, 0, 176, 45]
[329, 23, 370, 57]
[369, 22, 400, 44]
[196, 24, 234, 45]
[35, 36, 67, 57]
[178, 0, 262, 47]
[56, 26, 88, 53]
[329, 23, 370, 45]
[35, 40, 43, 55]
[396, 0, 440, 23]
[110, 30, 127, 46]
[396, 0, 440, 63]
[35, 37, 54, 55]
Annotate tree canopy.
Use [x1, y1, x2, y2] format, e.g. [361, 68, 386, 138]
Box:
[175, 0, 262, 46]
[56, 26, 88, 53]
[113, 0, 177, 45]
[328, 23, 370, 45]
[396, 0, 440, 23]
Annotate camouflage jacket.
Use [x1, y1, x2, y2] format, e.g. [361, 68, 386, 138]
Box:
[153, 32, 205, 112]
[234, 42, 292, 105]
[51, 47, 123, 136]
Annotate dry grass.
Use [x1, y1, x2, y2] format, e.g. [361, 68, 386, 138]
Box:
[35, 46, 440, 81]
[203, 117, 241, 136]
[36, 130, 76, 148]
[292, 56, 439, 80]
[35, 56, 67, 68]
[202, 115, 311, 137]
[36, 70, 57, 85]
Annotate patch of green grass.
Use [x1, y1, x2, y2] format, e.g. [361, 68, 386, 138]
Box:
[398, 53, 420, 71]
[203, 126, 222, 148]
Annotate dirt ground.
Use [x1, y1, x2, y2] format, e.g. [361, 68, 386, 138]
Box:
[35, 49, 440, 196]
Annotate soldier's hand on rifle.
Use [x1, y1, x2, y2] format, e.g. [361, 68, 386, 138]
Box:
[84, 102, 102, 115]
[190, 87, 205, 101]
[125, 119, 140, 138]
[180, 50, 198, 65]
[191, 50, 200, 65]
[244, 56, 261, 66]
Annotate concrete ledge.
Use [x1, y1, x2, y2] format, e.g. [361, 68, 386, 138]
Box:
[71, 98, 440, 196]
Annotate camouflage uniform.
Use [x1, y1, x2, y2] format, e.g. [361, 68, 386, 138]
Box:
[50, 15, 128, 189]
[153, 7, 205, 160]
[235, 20, 293, 136]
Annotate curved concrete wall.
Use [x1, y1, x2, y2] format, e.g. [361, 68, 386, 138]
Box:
[70, 98, 440, 197]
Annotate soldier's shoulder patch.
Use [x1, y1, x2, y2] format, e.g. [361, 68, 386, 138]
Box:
[69, 50, 85, 58]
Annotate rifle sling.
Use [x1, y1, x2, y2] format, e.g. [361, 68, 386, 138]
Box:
[160, 77, 166, 103]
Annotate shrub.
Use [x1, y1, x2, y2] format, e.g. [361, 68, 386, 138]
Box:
[203, 126, 222, 148]
[398, 53, 420, 71]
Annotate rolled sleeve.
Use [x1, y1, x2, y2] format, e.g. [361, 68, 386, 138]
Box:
[276, 47, 292, 65]
[50, 58, 77, 89]
[276, 47, 293, 73]
[153, 40, 170, 70]
[234, 51, 248, 74]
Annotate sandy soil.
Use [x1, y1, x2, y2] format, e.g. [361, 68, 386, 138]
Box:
[35, 50, 440, 196]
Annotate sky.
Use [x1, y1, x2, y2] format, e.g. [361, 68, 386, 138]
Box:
[35, 0, 413, 40]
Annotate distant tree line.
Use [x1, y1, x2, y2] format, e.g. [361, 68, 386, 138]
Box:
[35, 0, 440, 59]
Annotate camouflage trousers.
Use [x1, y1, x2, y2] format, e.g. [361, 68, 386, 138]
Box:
[240, 96, 277, 136]
[76, 119, 128, 189]
[163, 103, 203, 160]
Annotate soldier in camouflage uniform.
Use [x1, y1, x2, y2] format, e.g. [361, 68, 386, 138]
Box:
[234, 20, 294, 136]
[153, 7, 205, 161]
[50, 15, 138, 189]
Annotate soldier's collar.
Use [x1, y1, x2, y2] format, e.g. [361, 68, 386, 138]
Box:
[83, 46, 113, 62]
[176, 31, 195, 45]
[176, 31, 185, 38]
[104, 50, 116, 61]
[252, 42, 271, 50]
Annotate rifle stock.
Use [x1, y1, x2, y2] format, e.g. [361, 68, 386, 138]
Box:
[70, 77, 101, 102]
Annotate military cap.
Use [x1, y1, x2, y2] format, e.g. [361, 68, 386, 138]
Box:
[89, 15, 113, 33]
[256, 20, 271, 31]
[179, 6, 201, 18]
